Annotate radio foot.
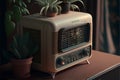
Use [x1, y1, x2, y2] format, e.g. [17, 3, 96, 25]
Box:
[86, 60, 90, 64]
[51, 73, 56, 79]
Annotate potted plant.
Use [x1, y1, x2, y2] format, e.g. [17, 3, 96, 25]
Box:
[34, 0, 62, 17]
[5, 0, 31, 46]
[61, 0, 84, 13]
[9, 32, 38, 78]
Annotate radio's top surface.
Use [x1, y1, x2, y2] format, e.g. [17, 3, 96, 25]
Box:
[24, 11, 92, 21]
[22, 11, 92, 32]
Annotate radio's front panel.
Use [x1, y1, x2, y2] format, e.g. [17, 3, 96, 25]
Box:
[44, 22, 92, 72]
[58, 23, 91, 52]
[54, 22, 92, 72]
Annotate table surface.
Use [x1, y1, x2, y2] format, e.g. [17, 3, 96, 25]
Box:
[1, 50, 120, 80]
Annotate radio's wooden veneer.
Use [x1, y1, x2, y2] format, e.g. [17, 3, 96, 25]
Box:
[21, 11, 93, 73]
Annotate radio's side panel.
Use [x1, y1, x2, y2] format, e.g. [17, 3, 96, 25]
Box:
[89, 17, 93, 46]
[20, 17, 48, 71]
[43, 23, 58, 73]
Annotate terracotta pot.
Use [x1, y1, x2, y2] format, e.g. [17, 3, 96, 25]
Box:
[41, 7, 58, 17]
[11, 57, 33, 79]
[46, 12, 57, 17]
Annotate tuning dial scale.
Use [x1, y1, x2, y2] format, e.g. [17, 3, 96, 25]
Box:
[56, 46, 91, 68]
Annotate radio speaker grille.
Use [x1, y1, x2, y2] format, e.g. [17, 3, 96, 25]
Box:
[58, 23, 90, 52]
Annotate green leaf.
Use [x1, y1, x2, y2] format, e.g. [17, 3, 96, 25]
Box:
[12, 5, 22, 21]
[71, 4, 80, 11]
[22, 8, 30, 14]
[44, 4, 49, 15]
[70, 0, 85, 8]
[57, 5, 62, 14]
[10, 36, 22, 59]
[12, 48, 21, 59]
[40, 7, 46, 15]
[78, 0, 84, 7]
[5, 11, 13, 21]
[27, 0, 31, 3]
[51, 0, 57, 5]
[22, 2, 27, 8]
[5, 14, 11, 22]
[13, 36, 18, 47]
[5, 21, 15, 37]
[18, 0, 23, 7]
[10, 32, 38, 59]
[13, 0, 15, 3]
[35, 0, 46, 6]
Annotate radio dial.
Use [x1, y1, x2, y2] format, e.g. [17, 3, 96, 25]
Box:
[56, 57, 65, 65]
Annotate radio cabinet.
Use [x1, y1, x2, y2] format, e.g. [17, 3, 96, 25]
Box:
[20, 11, 93, 78]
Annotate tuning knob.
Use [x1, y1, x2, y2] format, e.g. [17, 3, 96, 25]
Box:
[56, 57, 65, 65]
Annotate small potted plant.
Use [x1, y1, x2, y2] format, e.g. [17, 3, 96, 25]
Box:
[34, 0, 62, 17]
[9, 32, 38, 78]
[61, 0, 84, 13]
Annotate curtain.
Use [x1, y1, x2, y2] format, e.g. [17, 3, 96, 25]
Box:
[96, 0, 120, 55]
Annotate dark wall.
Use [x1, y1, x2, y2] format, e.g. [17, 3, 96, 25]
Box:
[27, 0, 41, 14]
[79, 0, 97, 49]
[85, 0, 97, 50]
[0, 0, 7, 64]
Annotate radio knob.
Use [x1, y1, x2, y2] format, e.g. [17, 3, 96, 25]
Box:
[56, 57, 65, 65]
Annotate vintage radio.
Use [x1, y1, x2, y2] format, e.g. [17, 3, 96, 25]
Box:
[21, 11, 93, 78]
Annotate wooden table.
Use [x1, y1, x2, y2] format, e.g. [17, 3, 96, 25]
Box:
[1, 50, 120, 80]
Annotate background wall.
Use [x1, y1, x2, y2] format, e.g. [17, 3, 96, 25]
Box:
[0, 0, 7, 65]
